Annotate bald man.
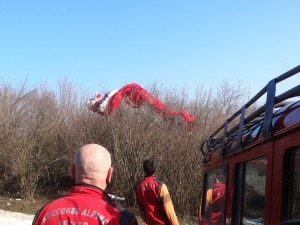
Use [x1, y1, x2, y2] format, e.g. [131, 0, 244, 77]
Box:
[33, 144, 138, 225]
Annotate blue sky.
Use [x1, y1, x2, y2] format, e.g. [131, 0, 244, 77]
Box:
[1, 1, 299, 99]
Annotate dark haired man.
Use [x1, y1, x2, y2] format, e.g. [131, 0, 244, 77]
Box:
[134, 159, 179, 225]
[202, 172, 226, 225]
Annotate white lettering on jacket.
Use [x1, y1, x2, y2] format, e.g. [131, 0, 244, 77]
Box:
[58, 221, 89, 225]
[41, 208, 110, 225]
[81, 209, 109, 224]
[43, 208, 80, 222]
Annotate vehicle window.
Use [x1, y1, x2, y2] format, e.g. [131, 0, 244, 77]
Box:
[285, 147, 300, 219]
[242, 157, 266, 225]
[201, 167, 227, 225]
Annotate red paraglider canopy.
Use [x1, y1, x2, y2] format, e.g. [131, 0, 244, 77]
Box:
[87, 83, 195, 126]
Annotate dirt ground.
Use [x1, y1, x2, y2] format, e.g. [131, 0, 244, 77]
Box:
[0, 196, 198, 225]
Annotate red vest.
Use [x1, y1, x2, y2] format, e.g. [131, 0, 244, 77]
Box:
[201, 182, 226, 225]
[210, 182, 225, 224]
[33, 184, 137, 225]
[135, 176, 169, 225]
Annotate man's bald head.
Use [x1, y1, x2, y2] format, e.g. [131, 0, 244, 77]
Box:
[72, 144, 113, 189]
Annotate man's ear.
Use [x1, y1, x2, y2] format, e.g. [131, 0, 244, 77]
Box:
[71, 164, 76, 181]
[106, 167, 114, 185]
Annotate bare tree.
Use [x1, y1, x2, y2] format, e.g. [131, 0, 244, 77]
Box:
[0, 79, 249, 218]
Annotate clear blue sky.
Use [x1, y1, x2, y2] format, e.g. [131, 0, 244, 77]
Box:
[1, 1, 299, 99]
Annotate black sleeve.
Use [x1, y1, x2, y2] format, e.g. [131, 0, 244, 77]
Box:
[119, 207, 138, 225]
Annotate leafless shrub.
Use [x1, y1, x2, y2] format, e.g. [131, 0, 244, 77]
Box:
[0, 78, 248, 218]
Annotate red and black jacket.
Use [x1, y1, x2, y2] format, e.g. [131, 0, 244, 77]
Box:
[32, 184, 137, 225]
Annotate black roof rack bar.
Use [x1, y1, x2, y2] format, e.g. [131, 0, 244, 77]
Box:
[207, 102, 265, 147]
[274, 101, 294, 108]
[237, 105, 246, 144]
[274, 65, 300, 83]
[203, 65, 300, 156]
[275, 85, 300, 103]
[221, 120, 228, 156]
[261, 79, 276, 139]
[244, 106, 265, 125]
[245, 65, 300, 108]
[208, 106, 245, 140]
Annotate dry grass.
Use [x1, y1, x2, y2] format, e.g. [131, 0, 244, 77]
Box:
[0, 196, 48, 215]
[0, 196, 198, 224]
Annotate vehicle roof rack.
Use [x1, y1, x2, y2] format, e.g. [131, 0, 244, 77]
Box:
[200, 65, 300, 157]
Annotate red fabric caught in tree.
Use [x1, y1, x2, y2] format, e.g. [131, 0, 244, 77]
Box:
[87, 83, 195, 126]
